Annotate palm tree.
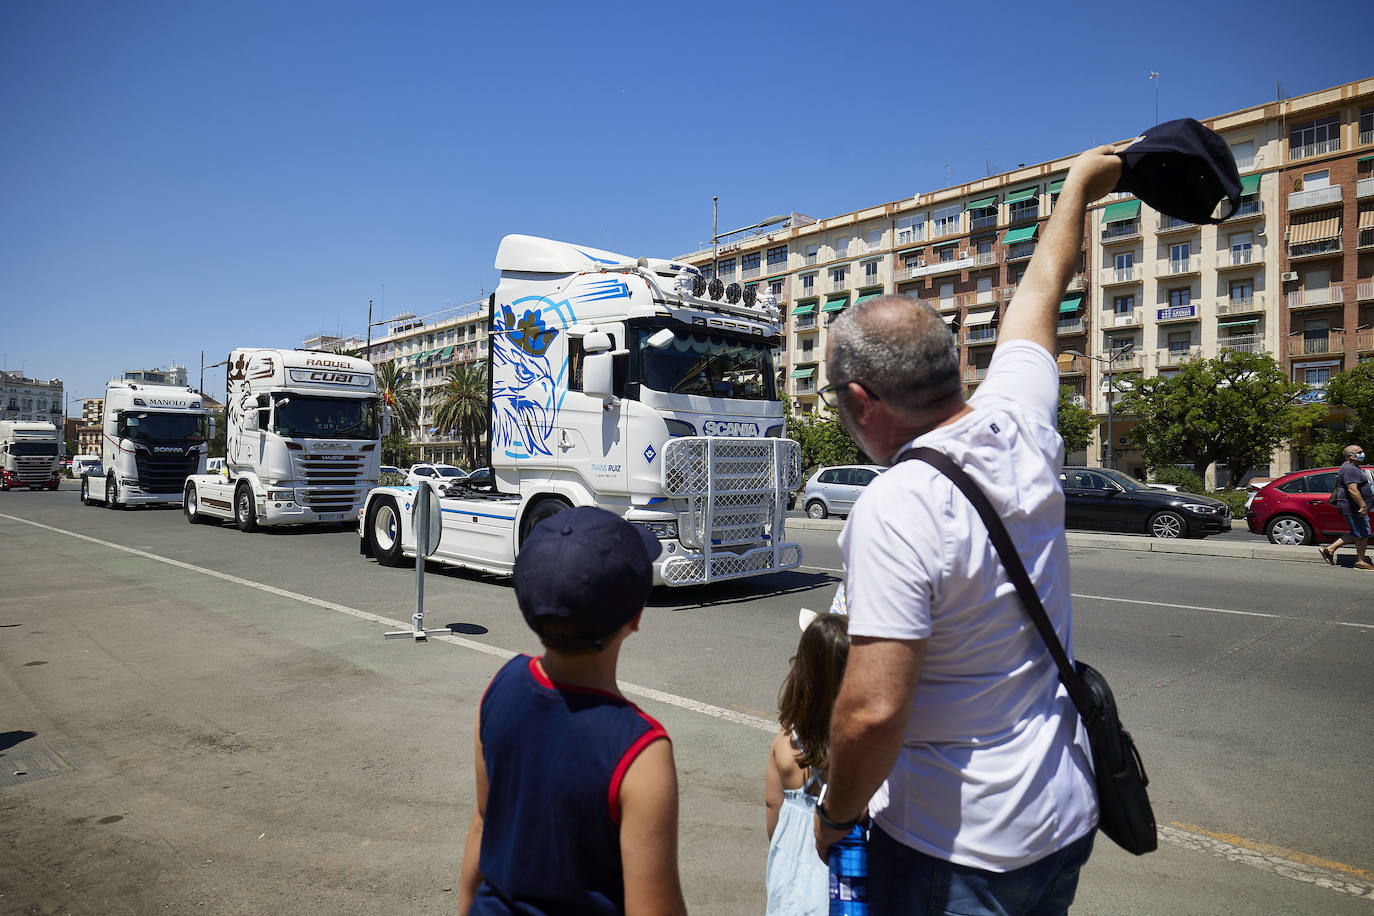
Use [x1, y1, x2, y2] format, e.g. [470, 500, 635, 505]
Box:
[376, 360, 419, 466]
[432, 363, 489, 469]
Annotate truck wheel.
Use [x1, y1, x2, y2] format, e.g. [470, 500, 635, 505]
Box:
[184, 483, 206, 524]
[234, 484, 258, 532]
[519, 497, 570, 545]
[106, 475, 123, 510]
[806, 500, 828, 520]
[368, 496, 405, 566]
[80, 477, 93, 506]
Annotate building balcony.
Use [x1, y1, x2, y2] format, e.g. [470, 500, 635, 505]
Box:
[969, 250, 998, 269]
[969, 213, 998, 232]
[1290, 138, 1340, 161]
[1007, 205, 1040, 225]
[1216, 294, 1266, 316]
[794, 315, 817, 330]
[1157, 216, 1195, 234]
[1358, 177, 1374, 199]
[1288, 185, 1343, 210]
[1100, 221, 1142, 244]
[1066, 275, 1086, 292]
[1288, 237, 1343, 260]
[1104, 310, 1144, 329]
[859, 276, 883, 291]
[802, 253, 819, 267]
[1219, 335, 1267, 356]
[935, 297, 960, 313]
[929, 221, 963, 241]
[794, 380, 817, 395]
[1360, 229, 1374, 250]
[1103, 351, 1146, 372]
[1217, 247, 1265, 270]
[1288, 334, 1345, 358]
[1057, 318, 1085, 335]
[1233, 155, 1256, 172]
[1001, 284, 1018, 301]
[963, 367, 989, 382]
[1161, 256, 1201, 277]
[1058, 355, 1089, 375]
[896, 227, 925, 245]
[1229, 198, 1265, 220]
[1156, 346, 1203, 368]
[960, 290, 1000, 308]
[1355, 331, 1374, 354]
[1288, 287, 1344, 309]
[1004, 241, 1037, 262]
[825, 278, 850, 294]
[742, 266, 762, 280]
[1358, 281, 1374, 302]
[1101, 265, 1141, 286]
[964, 327, 999, 346]
[896, 262, 926, 281]
[1362, 128, 1374, 145]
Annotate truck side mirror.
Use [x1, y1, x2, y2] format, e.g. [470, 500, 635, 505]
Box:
[584, 352, 616, 399]
[208, 416, 216, 438]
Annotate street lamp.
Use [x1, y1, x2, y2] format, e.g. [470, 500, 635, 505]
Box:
[710, 205, 789, 280]
[365, 301, 417, 364]
[200, 351, 229, 401]
[1064, 344, 1134, 470]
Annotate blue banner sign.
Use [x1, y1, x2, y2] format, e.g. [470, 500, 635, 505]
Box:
[1156, 305, 1196, 321]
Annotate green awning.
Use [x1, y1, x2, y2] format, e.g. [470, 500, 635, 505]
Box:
[1058, 293, 1083, 314]
[1048, 178, 1065, 194]
[1239, 173, 1261, 196]
[1004, 186, 1038, 204]
[1001, 224, 1038, 245]
[965, 195, 998, 211]
[439, 346, 454, 359]
[1358, 155, 1374, 164]
[764, 274, 787, 282]
[1102, 199, 1141, 223]
[792, 301, 816, 315]
[855, 291, 882, 304]
[790, 366, 816, 379]
[821, 296, 849, 313]
[1218, 319, 1258, 328]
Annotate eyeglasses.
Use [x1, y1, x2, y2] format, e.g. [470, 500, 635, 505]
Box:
[817, 379, 881, 408]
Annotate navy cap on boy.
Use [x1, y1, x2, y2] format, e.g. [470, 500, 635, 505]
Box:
[514, 506, 663, 643]
[1114, 118, 1242, 224]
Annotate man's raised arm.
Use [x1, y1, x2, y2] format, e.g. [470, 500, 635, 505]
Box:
[998, 146, 1124, 353]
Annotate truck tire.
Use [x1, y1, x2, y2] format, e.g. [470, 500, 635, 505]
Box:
[80, 476, 93, 507]
[234, 484, 258, 532]
[519, 496, 570, 545]
[184, 482, 207, 524]
[106, 475, 123, 510]
[367, 496, 406, 567]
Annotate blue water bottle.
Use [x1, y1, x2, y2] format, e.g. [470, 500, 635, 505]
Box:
[828, 821, 869, 915]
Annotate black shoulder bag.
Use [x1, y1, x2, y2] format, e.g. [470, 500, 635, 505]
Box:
[898, 446, 1158, 856]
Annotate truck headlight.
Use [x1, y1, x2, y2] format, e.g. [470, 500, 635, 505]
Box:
[269, 490, 294, 500]
[641, 521, 678, 540]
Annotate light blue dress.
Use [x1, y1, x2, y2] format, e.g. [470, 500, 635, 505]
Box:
[765, 737, 829, 916]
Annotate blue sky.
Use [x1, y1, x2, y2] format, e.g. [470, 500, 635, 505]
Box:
[2, 0, 1368, 406]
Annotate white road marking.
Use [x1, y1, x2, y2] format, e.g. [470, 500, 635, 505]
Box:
[7, 514, 1367, 893]
[0, 513, 776, 733]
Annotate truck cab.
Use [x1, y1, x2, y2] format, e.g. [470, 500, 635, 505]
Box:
[80, 383, 210, 508]
[0, 421, 62, 490]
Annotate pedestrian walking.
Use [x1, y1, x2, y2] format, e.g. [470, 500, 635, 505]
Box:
[457, 507, 687, 916]
[1319, 445, 1372, 570]
[765, 613, 851, 916]
[812, 145, 1128, 915]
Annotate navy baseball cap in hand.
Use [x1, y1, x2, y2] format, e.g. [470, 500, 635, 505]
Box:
[514, 506, 663, 644]
[1114, 118, 1242, 224]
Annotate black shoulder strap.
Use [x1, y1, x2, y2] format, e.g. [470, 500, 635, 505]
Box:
[896, 446, 1094, 719]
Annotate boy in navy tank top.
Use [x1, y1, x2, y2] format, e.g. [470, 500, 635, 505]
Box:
[458, 507, 687, 916]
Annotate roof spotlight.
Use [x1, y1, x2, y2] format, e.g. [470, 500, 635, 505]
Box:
[692, 275, 707, 297]
[725, 282, 742, 304]
[708, 278, 724, 300]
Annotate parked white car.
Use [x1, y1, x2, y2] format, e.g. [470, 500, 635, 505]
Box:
[801, 465, 884, 519]
[404, 463, 468, 488]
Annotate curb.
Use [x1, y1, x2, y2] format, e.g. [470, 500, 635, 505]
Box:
[786, 517, 1325, 564]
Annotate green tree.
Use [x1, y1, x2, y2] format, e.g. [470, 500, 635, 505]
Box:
[432, 363, 489, 469]
[1056, 385, 1096, 454]
[786, 411, 867, 472]
[1303, 362, 1374, 467]
[376, 360, 419, 467]
[1116, 351, 1320, 483]
[208, 409, 226, 458]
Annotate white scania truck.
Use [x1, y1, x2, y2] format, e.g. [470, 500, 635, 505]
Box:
[359, 234, 802, 586]
[182, 349, 384, 530]
[0, 420, 62, 491]
[80, 382, 210, 508]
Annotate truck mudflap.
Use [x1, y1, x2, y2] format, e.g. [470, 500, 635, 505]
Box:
[660, 436, 803, 586]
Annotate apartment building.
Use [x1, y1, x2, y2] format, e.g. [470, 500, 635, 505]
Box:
[1, 370, 64, 425]
[123, 364, 188, 387]
[307, 301, 490, 465]
[76, 397, 104, 455]
[680, 76, 1374, 481]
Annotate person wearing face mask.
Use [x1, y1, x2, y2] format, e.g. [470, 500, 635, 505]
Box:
[1319, 445, 1372, 570]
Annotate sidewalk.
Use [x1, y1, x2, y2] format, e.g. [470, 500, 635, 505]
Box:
[787, 517, 1327, 564]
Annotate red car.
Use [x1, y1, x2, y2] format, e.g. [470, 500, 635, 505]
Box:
[1245, 466, 1374, 546]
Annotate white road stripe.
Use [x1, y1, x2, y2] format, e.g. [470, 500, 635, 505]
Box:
[0, 513, 777, 734]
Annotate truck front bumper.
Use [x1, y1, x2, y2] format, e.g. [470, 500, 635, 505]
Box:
[656, 540, 802, 586]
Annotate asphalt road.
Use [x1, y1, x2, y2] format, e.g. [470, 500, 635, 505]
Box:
[1, 485, 1371, 914]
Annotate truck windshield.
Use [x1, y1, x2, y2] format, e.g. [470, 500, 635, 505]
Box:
[120, 412, 207, 445]
[10, 442, 58, 456]
[273, 396, 379, 439]
[634, 326, 777, 400]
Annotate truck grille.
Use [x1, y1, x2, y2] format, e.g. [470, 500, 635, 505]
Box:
[133, 452, 199, 493]
[296, 453, 366, 513]
[663, 437, 802, 548]
[12, 457, 55, 483]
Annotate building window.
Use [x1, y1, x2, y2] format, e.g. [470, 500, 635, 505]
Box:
[1301, 365, 1332, 386]
[867, 229, 883, 249]
[805, 243, 820, 264]
[1109, 336, 1133, 352]
[1230, 139, 1255, 169]
[902, 249, 924, 268]
[742, 252, 760, 271]
[863, 260, 879, 285]
[1114, 251, 1134, 271]
[1168, 332, 1192, 353]
[936, 244, 957, 263]
[933, 204, 961, 237]
[801, 273, 816, 293]
[1113, 295, 1135, 314]
[834, 238, 849, 258]
[897, 214, 925, 244]
[768, 279, 784, 296]
[1169, 242, 1191, 267]
[1168, 287, 1191, 308]
[1229, 279, 1254, 303]
[767, 245, 788, 266]
[1290, 115, 1340, 158]
[830, 265, 847, 285]
[1009, 198, 1039, 224]
[1361, 107, 1374, 144]
[717, 258, 736, 278]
